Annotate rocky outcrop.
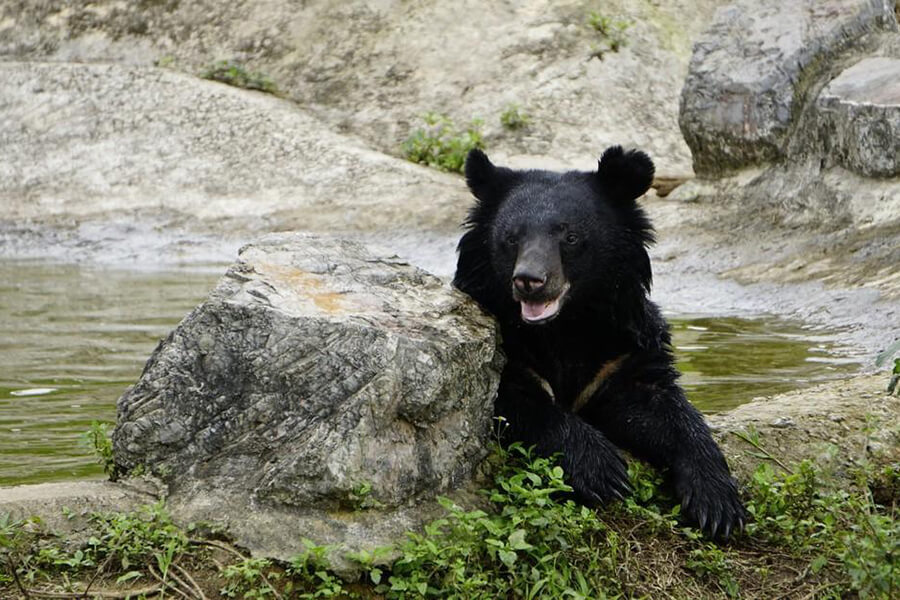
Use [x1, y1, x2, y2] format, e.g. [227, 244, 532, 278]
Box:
[0, 61, 468, 233]
[111, 233, 503, 570]
[816, 56, 900, 177]
[672, 0, 900, 278]
[0, 0, 731, 175]
[679, 0, 898, 176]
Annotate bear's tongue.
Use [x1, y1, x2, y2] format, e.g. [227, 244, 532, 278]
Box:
[521, 298, 560, 322]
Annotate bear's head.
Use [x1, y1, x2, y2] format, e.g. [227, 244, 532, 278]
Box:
[454, 146, 656, 326]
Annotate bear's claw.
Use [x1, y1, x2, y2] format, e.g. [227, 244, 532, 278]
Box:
[558, 424, 631, 506]
[675, 468, 747, 539]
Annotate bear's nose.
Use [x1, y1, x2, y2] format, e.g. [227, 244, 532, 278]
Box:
[513, 272, 546, 294]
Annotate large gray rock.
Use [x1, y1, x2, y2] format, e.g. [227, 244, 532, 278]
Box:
[111, 233, 503, 569]
[679, 0, 898, 175]
[816, 56, 900, 177]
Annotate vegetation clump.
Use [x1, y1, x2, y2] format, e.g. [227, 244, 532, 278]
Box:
[587, 11, 631, 58]
[1, 438, 897, 599]
[401, 113, 484, 173]
[202, 60, 279, 95]
[81, 421, 115, 478]
[499, 104, 531, 131]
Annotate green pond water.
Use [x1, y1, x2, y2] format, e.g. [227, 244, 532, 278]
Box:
[0, 260, 861, 486]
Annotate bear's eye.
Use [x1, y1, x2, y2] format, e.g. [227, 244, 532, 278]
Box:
[505, 233, 518, 246]
[565, 232, 579, 245]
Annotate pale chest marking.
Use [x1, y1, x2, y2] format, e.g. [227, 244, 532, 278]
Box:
[526, 354, 629, 413]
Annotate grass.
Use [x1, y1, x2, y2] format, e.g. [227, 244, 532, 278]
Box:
[2, 438, 897, 598]
[201, 60, 279, 95]
[587, 11, 631, 59]
[500, 104, 531, 131]
[81, 421, 115, 478]
[401, 113, 484, 173]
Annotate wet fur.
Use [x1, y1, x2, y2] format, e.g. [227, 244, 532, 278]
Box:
[454, 147, 745, 538]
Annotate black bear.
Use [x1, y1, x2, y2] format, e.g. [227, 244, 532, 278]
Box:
[453, 146, 745, 538]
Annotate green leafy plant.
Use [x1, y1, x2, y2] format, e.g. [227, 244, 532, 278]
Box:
[347, 481, 384, 510]
[221, 557, 280, 599]
[380, 444, 618, 598]
[686, 544, 740, 598]
[587, 11, 631, 58]
[87, 501, 190, 573]
[500, 104, 531, 130]
[81, 421, 115, 478]
[745, 460, 899, 597]
[202, 60, 279, 95]
[401, 113, 484, 173]
[287, 540, 348, 598]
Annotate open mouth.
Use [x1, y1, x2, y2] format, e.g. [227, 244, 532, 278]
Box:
[518, 285, 569, 324]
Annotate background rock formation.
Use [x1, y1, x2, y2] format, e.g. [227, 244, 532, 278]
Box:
[680, 0, 898, 175]
[672, 0, 900, 297]
[0, 0, 727, 175]
[0, 61, 467, 233]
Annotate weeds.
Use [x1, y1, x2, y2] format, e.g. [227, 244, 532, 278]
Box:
[500, 104, 530, 131]
[381, 444, 615, 598]
[221, 557, 280, 598]
[347, 481, 384, 510]
[81, 420, 115, 478]
[202, 60, 279, 95]
[1, 438, 897, 599]
[587, 11, 631, 58]
[401, 113, 484, 173]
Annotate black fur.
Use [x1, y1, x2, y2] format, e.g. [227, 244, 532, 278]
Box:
[454, 147, 745, 539]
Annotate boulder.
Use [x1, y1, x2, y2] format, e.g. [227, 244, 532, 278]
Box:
[111, 233, 503, 570]
[679, 0, 898, 175]
[816, 56, 900, 177]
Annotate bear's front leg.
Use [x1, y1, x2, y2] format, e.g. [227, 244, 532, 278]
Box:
[496, 364, 631, 505]
[585, 378, 746, 539]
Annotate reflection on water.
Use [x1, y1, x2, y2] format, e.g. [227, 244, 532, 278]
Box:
[0, 260, 860, 485]
[669, 316, 860, 413]
[0, 261, 222, 486]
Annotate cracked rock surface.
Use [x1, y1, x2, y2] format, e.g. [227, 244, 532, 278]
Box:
[111, 233, 503, 569]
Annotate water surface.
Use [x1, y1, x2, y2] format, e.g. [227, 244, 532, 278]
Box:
[0, 260, 860, 485]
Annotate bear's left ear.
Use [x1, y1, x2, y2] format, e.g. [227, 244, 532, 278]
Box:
[594, 145, 655, 203]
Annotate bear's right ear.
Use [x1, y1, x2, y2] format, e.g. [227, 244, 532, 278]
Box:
[465, 149, 516, 205]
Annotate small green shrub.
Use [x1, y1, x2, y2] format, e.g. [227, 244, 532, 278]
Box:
[401, 113, 484, 173]
[287, 540, 349, 598]
[347, 481, 384, 510]
[81, 421, 115, 478]
[500, 104, 531, 130]
[221, 557, 280, 599]
[746, 460, 900, 597]
[202, 60, 279, 95]
[587, 11, 631, 58]
[87, 501, 190, 573]
[376, 444, 618, 598]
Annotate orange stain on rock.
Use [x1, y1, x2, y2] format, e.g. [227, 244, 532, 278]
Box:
[254, 262, 348, 314]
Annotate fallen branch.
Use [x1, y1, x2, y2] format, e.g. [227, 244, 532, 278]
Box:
[730, 430, 794, 474]
[172, 564, 207, 600]
[189, 539, 282, 600]
[148, 563, 192, 600]
[5, 554, 31, 600]
[22, 584, 164, 599]
[81, 554, 114, 599]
